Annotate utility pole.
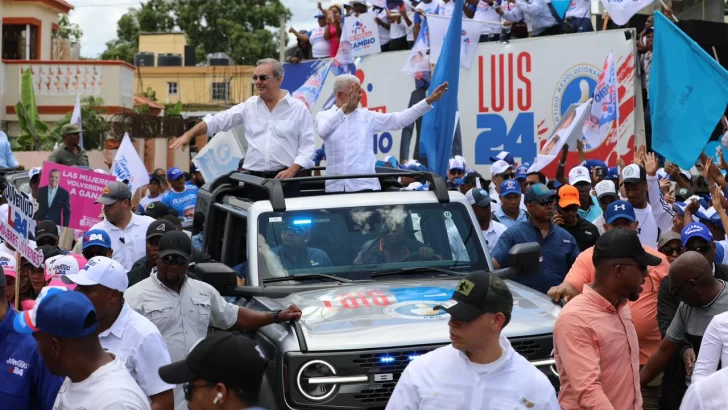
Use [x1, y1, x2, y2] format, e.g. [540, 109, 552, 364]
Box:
[279, 16, 286, 63]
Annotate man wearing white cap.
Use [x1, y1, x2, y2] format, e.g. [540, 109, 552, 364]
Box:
[592, 180, 620, 235]
[447, 156, 466, 184]
[488, 160, 514, 210]
[624, 160, 675, 248]
[568, 166, 602, 223]
[63, 256, 175, 410]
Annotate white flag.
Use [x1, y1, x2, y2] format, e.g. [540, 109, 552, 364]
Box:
[528, 100, 593, 173]
[427, 14, 482, 69]
[600, 0, 656, 25]
[71, 94, 83, 149]
[112, 133, 150, 193]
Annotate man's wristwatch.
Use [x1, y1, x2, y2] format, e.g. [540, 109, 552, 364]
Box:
[273, 310, 283, 324]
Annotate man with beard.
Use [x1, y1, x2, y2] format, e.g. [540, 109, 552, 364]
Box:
[124, 231, 302, 410]
[554, 229, 661, 409]
[90, 182, 154, 270]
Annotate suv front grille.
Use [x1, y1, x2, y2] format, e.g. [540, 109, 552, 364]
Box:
[353, 349, 434, 371]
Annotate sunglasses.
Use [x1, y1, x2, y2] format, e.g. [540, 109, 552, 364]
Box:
[162, 254, 189, 265]
[531, 199, 554, 206]
[252, 74, 274, 81]
[82, 247, 110, 260]
[497, 172, 515, 180]
[686, 245, 712, 254]
[660, 246, 684, 256]
[183, 382, 214, 401]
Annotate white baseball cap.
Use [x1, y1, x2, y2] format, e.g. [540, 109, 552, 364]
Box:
[62, 256, 128, 292]
[47, 254, 87, 289]
[568, 166, 591, 186]
[490, 160, 512, 179]
[448, 157, 465, 171]
[28, 167, 41, 180]
[595, 180, 618, 200]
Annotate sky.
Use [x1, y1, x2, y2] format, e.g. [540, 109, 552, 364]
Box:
[69, 0, 323, 58]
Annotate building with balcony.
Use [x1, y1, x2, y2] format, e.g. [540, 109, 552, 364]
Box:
[134, 32, 254, 115]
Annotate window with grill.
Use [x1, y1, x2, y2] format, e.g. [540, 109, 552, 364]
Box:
[168, 82, 178, 95]
[211, 82, 229, 101]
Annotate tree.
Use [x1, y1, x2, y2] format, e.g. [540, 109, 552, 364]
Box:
[48, 97, 109, 151]
[53, 15, 83, 43]
[101, 0, 291, 65]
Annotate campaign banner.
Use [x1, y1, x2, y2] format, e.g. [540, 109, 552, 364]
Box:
[583, 52, 619, 150]
[0, 219, 43, 267]
[427, 14, 482, 69]
[292, 61, 332, 111]
[112, 133, 150, 194]
[343, 13, 382, 57]
[4, 184, 35, 239]
[38, 162, 116, 230]
[192, 131, 245, 183]
[308, 29, 640, 177]
[529, 100, 592, 173]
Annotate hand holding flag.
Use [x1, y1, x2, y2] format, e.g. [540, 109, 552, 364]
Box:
[425, 82, 449, 105]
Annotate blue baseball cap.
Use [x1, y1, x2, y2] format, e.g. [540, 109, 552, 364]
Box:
[524, 183, 556, 203]
[490, 151, 515, 166]
[500, 179, 521, 197]
[403, 162, 427, 172]
[515, 165, 528, 180]
[583, 159, 607, 171]
[14, 287, 98, 338]
[604, 200, 636, 224]
[82, 230, 112, 250]
[681, 222, 713, 247]
[606, 166, 620, 180]
[167, 167, 184, 181]
[315, 13, 325, 18]
[695, 207, 725, 232]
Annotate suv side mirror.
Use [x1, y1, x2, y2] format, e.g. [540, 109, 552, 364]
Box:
[195, 263, 237, 295]
[509, 242, 541, 275]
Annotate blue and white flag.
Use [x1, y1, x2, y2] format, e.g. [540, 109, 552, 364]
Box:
[552, 0, 570, 18]
[583, 52, 619, 149]
[291, 61, 331, 111]
[426, 13, 481, 69]
[402, 17, 430, 75]
[112, 133, 149, 193]
[650, 11, 728, 169]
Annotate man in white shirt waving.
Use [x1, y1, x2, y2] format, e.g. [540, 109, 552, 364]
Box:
[170, 58, 316, 179]
[64, 256, 175, 410]
[386, 271, 558, 409]
[314, 74, 448, 192]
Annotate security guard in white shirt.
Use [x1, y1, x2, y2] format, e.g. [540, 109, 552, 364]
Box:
[170, 58, 315, 179]
[386, 271, 559, 410]
[314, 74, 448, 192]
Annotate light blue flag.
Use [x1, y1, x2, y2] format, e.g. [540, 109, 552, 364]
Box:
[650, 11, 728, 169]
[419, 0, 463, 177]
[551, 0, 570, 19]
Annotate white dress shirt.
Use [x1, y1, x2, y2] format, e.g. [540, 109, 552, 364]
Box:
[315, 99, 432, 192]
[203, 91, 316, 172]
[693, 311, 728, 384]
[386, 335, 559, 410]
[482, 220, 507, 254]
[99, 303, 175, 398]
[680, 366, 728, 410]
[90, 213, 154, 271]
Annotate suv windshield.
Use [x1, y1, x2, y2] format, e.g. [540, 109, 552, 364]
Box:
[257, 202, 487, 282]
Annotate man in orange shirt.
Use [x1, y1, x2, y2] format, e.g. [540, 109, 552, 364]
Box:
[553, 228, 662, 409]
[548, 200, 669, 408]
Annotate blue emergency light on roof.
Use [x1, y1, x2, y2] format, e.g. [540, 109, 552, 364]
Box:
[379, 356, 395, 364]
[408, 354, 420, 361]
[292, 219, 312, 225]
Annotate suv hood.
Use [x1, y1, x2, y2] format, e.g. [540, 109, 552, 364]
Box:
[277, 279, 561, 352]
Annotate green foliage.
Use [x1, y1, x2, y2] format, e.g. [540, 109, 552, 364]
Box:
[141, 87, 158, 102]
[48, 97, 108, 151]
[15, 70, 49, 151]
[164, 101, 183, 116]
[101, 0, 291, 65]
[53, 14, 83, 43]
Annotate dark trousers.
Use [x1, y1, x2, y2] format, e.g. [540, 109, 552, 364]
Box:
[388, 36, 409, 51]
[566, 16, 594, 32]
[535, 25, 565, 37]
[380, 42, 390, 52]
[400, 87, 428, 161]
[479, 34, 497, 43]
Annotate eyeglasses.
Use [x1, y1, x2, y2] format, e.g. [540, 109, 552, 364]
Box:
[497, 172, 515, 180]
[531, 199, 554, 207]
[252, 74, 274, 81]
[687, 245, 712, 254]
[183, 382, 215, 401]
[660, 246, 684, 256]
[162, 254, 189, 265]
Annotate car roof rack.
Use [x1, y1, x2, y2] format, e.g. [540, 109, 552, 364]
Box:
[224, 168, 451, 212]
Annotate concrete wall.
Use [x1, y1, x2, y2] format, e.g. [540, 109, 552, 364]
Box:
[136, 65, 254, 105]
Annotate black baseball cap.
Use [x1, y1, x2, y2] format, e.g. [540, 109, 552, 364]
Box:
[158, 231, 192, 261]
[35, 220, 59, 241]
[147, 220, 176, 240]
[593, 229, 663, 266]
[675, 187, 694, 202]
[159, 332, 267, 391]
[434, 271, 513, 322]
[143, 201, 173, 219]
[95, 181, 132, 205]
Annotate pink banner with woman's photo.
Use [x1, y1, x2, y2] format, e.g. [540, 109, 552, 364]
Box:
[37, 162, 116, 230]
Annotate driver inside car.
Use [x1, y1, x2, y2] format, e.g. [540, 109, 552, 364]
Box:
[271, 221, 333, 270]
[354, 221, 437, 264]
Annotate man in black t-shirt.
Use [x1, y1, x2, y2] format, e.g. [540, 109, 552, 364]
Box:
[555, 185, 600, 251]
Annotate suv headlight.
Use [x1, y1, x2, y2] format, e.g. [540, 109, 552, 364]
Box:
[296, 360, 337, 401]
